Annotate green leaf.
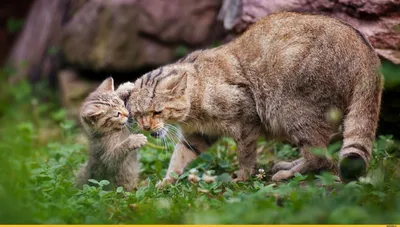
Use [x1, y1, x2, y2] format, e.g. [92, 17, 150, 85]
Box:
[199, 181, 208, 189]
[217, 173, 232, 183]
[88, 179, 99, 185]
[99, 180, 110, 186]
[7, 18, 24, 33]
[179, 172, 189, 180]
[293, 173, 307, 182]
[47, 46, 59, 55]
[116, 187, 124, 193]
[218, 160, 230, 168]
[51, 109, 66, 122]
[135, 187, 146, 200]
[310, 147, 327, 157]
[316, 172, 339, 186]
[169, 172, 179, 180]
[175, 45, 189, 57]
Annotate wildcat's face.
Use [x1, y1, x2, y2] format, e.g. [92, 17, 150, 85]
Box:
[128, 67, 190, 136]
[81, 78, 129, 133]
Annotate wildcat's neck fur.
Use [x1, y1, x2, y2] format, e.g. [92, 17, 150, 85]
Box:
[174, 51, 260, 137]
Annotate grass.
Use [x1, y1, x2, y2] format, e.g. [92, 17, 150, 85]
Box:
[1, 69, 400, 224]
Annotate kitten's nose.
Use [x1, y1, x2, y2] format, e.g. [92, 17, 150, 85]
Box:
[121, 110, 129, 118]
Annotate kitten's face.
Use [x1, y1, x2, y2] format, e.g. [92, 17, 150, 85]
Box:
[128, 68, 190, 137]
[81, 78, 129, 133]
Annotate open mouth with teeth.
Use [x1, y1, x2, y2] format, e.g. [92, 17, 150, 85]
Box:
[150, 127, 168, 138]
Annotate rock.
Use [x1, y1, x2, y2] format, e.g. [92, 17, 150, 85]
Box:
[61, 0, 223, 71]
[58, 69, 99, 118]
[218, 0, 400, 64]
[137, 0, 222, 45]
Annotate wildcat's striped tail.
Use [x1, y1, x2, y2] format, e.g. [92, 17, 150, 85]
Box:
[339, 68, 383, 181]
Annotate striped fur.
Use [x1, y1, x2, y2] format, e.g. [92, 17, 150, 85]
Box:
[75, 77, 147, 191]
[123, 12, 382, 185]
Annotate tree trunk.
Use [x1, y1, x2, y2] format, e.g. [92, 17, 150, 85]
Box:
[0, 0, 33, 66]
[6, 0, 72, 83]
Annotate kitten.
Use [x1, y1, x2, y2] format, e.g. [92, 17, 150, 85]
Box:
[123, 12, 382, 185]
[75, 77, 147, 191]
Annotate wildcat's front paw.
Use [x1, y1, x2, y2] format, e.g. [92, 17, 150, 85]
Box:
[232, 169, 250, 183]
[116, 82, 135, 100]
[233, 177, 247, 183]
[128, 134, 147, 149]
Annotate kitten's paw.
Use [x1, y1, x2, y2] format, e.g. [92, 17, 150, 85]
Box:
[128, 134, 147, 149]
[156, 177, 175, 189]
[232, 170, 249, 183]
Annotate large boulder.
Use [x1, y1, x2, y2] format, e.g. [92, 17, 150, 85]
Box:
[61, 0, 223, 71]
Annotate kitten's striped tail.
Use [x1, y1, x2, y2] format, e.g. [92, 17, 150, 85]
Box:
[339, 69, 383, 181]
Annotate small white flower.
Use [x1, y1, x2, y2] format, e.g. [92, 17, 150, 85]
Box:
[202, 174, 216, 183]
[206, 170, 214, 176]
[256, 168, 266, 180]
[189, 168, 199, 175]
[157, 198, 172, 209]
[188, 174, 200, 183]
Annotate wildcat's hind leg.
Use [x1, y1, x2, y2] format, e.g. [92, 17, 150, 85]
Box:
[75, 161, 90, 188]
[272, 158, 304, 172]
[272, 146, 335, 181]
[272, 158, 308, 181]
[272, 125, 342, 174]
[272, 105, 336, 181]
[116, 152, 139, 191]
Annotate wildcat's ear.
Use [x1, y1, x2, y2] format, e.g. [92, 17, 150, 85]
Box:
[162, 72, 188, 96]
[81, 105, 104, 124]
[96, 77, 114, 92]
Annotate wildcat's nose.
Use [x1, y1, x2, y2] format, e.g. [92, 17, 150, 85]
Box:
[143, 125, 150, 131]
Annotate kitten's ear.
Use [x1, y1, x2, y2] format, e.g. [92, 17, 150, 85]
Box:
[81, 105, 103, 124]
[96, 77, 114, 92]
[163, 72, 188, 96]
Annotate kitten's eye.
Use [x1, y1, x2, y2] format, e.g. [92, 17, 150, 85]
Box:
[116, 112, 121, 117]
[154, 111, 163, 116]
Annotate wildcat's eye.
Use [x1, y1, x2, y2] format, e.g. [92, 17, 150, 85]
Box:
[116, 112, 121, 117]
[154, 111, 163, 116]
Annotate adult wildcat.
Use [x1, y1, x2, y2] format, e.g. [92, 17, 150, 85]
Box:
[75, 77, 147, 191]
[123, 12, 382, 185]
